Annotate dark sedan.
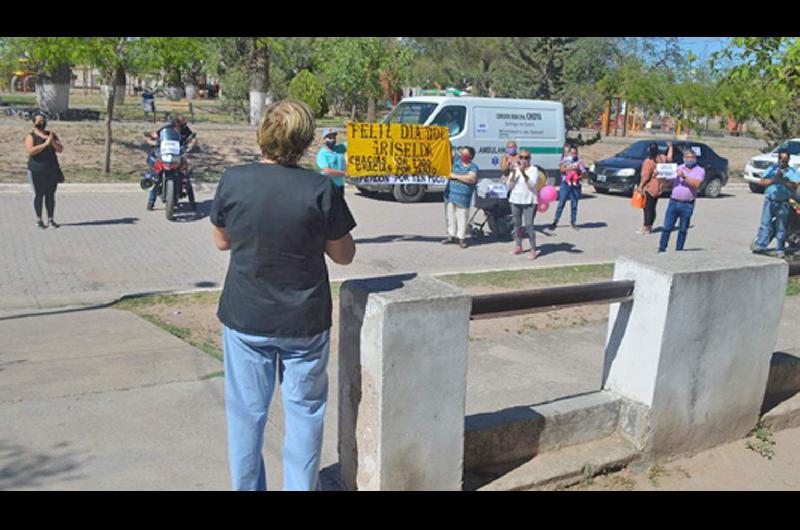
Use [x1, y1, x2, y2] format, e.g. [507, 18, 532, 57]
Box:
[589, 140, 729, 198]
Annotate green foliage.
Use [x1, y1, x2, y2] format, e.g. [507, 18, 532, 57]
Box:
[746, 422, 776, 459]
[0, 37, 81, 78]
[218, 63, 250, 119]
[288, 70, 327, 117]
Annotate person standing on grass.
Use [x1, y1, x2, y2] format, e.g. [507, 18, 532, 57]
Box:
[442, 146, 478, 249]
[637, 141, 673, 235]
[658, 148, 704, 252]
[507, 149, 543, 259]
[24, 112, 64, 229]
[751, 150, 798, 257]
[210, 100, 356, 491]
[316, 128, 347, 194]
[549, 146, 587, 231]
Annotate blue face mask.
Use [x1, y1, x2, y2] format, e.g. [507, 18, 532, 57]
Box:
[506, 147, 517, 155]
[685, 160, 697, 168]
[325, 139, 336, 149]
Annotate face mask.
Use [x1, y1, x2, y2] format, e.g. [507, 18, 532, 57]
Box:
[649, 148, 659, 158]
[460, 153, 472, 163]
[35, 121, 46, 130]
[780, 159, 789, 168]
[506, 147, 517, 155]
[325, 139, 336, 149]
[685, 160, 697, 168]
[571, 156, 578, 162]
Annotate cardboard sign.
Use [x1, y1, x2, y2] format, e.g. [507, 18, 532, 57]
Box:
[346, 123, 452, 178]
[656, 163, 678, 179]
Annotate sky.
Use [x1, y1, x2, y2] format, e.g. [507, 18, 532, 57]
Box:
[676, 37, 732, 62]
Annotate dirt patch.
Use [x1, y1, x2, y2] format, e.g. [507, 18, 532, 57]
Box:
[0, 119, 336, 183]
[568, 425, 800, 491]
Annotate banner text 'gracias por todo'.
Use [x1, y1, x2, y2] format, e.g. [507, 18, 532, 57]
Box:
[346, 123, 452, 177]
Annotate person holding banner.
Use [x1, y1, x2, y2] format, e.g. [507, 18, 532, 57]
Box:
[507, 149, 543, 259]
[637, 141, 673, 235]
[443, 146, 478, 249]
[316, 128, 347, 193]
[658, 148, 704, 253]
[210, 100, 356, 491]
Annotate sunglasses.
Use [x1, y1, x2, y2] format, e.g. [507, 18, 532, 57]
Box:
[519, 156, 531, 160]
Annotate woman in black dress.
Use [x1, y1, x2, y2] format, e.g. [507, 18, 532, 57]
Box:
[24, 113, 64, 229]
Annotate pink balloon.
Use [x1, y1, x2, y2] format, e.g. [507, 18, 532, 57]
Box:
[537, 201, 549, 213]
[539, 185, 558, 204]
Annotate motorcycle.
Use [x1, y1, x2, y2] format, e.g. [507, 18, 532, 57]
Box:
[140, 128, 197, 220]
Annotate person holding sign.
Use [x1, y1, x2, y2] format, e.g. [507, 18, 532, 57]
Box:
[752, 150, 799, 256]
[637, 141, 673, 235]
[658, 148, 704, 252]
[210, 100, 357, 491]
[549, 146, 587, 231]
[316, 128, 347, 193]
[442, 146, 478, 249]
[507, 149, 544, 259]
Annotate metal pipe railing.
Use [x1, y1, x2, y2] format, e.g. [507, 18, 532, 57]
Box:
[470, 280, 635, 320]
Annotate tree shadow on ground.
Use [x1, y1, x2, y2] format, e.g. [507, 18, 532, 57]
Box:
[354, 234, 445, 245]
[62, 217, 139, 227]
[0, 440, 86, 490]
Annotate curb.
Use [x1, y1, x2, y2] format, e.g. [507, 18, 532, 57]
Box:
[0, 182, 220, 194]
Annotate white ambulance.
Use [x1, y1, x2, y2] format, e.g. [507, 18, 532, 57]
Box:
[347, 96, 566, 202]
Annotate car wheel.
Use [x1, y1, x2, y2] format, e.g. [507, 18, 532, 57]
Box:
[704, 177, 723, 198]
[593, 186, 609, 194]
[392, 184, 426, 203]
[357, 186, 380, 197]
[749, 183, 765, 194]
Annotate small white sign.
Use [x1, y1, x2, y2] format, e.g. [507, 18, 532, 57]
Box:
[657, 163, 678, 179]
[160, 140, 181, 156]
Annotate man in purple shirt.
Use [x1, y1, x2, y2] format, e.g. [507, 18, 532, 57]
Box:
[658, 148, 705, 252]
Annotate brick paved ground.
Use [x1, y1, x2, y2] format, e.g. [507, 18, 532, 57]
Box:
[0, 183, 768, 312]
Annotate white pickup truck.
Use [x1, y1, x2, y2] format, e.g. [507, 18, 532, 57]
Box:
[744, 139, 800, 193]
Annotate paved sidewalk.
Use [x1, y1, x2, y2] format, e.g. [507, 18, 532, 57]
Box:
[0, 186, 768, 313]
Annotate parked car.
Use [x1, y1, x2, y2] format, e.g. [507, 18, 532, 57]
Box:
[744, 139, 800, 193]
[589, 140, 729, 198]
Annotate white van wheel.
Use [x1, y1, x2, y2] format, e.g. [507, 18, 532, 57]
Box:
[393, 184, 426, 202]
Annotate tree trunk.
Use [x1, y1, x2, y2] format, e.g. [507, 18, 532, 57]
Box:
[113, 67, 126, 106]
[36, 63, 71, 114]
[367, 97, 376, 123]
[104, 84, 115, 175]
[166, 68, 185, 101]
[350, 103, 357, 123]
[249, 44, 270, 127]
[622, 100, 629, 137]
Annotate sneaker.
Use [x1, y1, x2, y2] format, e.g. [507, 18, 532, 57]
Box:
[548, 223, 557, 231]
[636, 228, 650, 235]
[441, 237, 455, 245]
[459, 239, 468, 249]
[147, 204, 154, 211]
[36, 220, 46, 229]
[571, 223, 581, 231]
[529, 250, 539, 260]
[48, 220, 59, 229]
[511, 246, 523, 255]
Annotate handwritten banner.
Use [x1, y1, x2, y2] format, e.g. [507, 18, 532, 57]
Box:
[346, 123, 452, 178]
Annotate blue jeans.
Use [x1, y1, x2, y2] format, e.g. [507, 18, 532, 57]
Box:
[553, 182, 581, 225]
[755, 199, 790, 252]
[658, 199, 695, 251]
[223, 325, 330, 491]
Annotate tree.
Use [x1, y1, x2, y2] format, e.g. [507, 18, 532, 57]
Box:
[0, 37, 81, 113]
[288, 70, 327, 117]
[76, 38, 148, 175]
[139, 37, 209, 101]
[407, 37, 503, 96]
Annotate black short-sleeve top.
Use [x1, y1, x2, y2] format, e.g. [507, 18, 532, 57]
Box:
[210, 162, 356, 337]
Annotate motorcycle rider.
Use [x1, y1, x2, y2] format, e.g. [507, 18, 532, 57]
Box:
[752, 150, 799, 257]
[145, 114, 197, 211]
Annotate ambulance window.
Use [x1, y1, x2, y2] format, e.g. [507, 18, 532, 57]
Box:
[430, 106, 466, 136]
[383, 102, 438, 124]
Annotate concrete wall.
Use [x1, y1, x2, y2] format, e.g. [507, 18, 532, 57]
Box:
[338, 274, 471, 490]
[604, 251, 788, 457]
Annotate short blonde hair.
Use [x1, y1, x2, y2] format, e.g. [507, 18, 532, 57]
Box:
[256, 100, 316, 165]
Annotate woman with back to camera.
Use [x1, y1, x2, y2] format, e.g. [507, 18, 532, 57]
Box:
[24, 112, 64, 229]
[209, 100, 357, 491]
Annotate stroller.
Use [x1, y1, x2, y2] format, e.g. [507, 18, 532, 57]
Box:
[469, 179, 514, 241]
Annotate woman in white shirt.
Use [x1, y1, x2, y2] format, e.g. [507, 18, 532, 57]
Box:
[506, 149, 543, 259]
